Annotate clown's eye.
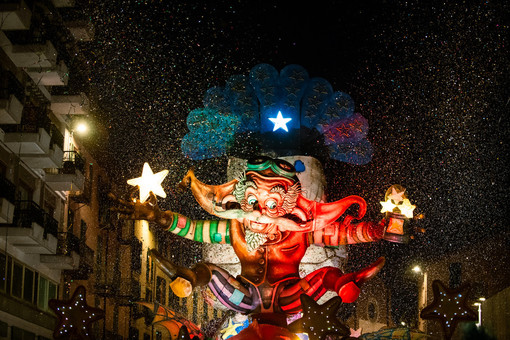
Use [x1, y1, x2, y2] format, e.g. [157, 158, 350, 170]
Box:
[265, 199, 277, 210]
[247, 195, 258, 206]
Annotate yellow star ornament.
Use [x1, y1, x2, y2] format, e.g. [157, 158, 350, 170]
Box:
[380, 198, 396, 214]
[398, 198, 416, 218]
[127, 162, 169, 203]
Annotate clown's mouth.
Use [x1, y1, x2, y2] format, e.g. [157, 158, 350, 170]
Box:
[248, 213, 304, 232]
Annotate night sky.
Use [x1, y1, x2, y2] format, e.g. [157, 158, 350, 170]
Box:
[71, 0, 508, 323]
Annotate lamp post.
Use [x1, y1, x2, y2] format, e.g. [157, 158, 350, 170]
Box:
[412, 266, 428, 333]
[474, 297, 485, 328]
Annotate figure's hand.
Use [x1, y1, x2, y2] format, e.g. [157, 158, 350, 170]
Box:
[383, 212, 425, 243]
[109, 190, 161, 222]
[170, 277, 193, 298]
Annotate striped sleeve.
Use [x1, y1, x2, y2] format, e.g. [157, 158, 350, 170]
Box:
[311, 220, 386, 246]
[166, 214, 231, 244]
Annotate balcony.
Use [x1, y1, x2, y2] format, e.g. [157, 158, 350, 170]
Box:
[0, 1, 32, 30]
[0, 94, 23, 125]
[20, 142, 63, 169]
[70, 185, 91, 204]
[1, 107, 52, 154]
[2, 111, 65, 169]
[0, 200, 58, 254]
[65, 20, 94, 42]
[0, 174, 16, 223]
[51, 0, 75, 8]
[117, 279, 141, 305]
[65, 240, 94, 280]
[45, 151, 85, 191]
[95, 278, 141, 305]
[26, 60, 69, 86]
[51, 92, 90, 121]
[40, 232, 80, 270]
[0, 31, 57, 68]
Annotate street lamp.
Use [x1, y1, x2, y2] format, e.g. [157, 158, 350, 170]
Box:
[412, 265, 428, 333]
[474, 297, 485, 327]
[74, 121, 88, 135]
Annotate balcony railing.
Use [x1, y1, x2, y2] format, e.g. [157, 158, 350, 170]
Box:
[11, 200, 58, 238]
[50, 124, 64, 150]
[95, 278, 141, 304]
[0, 106, 51, 135]
[0, 174, 16, 202]
[62, 151, 85, 173]
[65, 239, 94, 280]
[117, 278, 141, 304]
[56, 232, 81, 255]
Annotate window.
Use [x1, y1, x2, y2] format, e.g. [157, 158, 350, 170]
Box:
[128, 327, 139, 340]
[0, 252, 6, 291]
[23, 267, 34, 303]
[0, 320, 7, 337]
[17, 181, 33, 201]
[145, 288, 152, 303]
[38, 277, 49, 310]
[1, 253, 58, 311]
[192, 291, 199, 324]
[368, 302, 376, 320]
[11, 326, 35, 340]
[156, 276, 166, 305]
[80, 220, 87, 242]
[12, 261, 23, 298]
[449, 262, 462, 289]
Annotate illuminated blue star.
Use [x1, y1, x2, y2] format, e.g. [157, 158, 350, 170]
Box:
[269, 111, 292, 132]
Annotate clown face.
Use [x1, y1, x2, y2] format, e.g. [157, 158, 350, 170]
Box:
[239, 173, 297, 236]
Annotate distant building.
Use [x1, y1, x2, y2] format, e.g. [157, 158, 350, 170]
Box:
[0, 1, 138, 338]
[416, 232, 510, 339]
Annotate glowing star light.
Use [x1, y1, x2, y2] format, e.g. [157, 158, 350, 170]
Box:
[398, 198, 416, 218]
[127, 162, 169, 203]
[269, 111, 292, 132]
[387, 187, 406, 203]
[380, 199, 397, 214]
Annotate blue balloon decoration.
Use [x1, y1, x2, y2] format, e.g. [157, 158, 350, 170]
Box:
[181, 63, 373, 165]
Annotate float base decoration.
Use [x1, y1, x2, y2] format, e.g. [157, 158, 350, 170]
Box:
[115, 63, 421, 340]
[358, 328, 428, 339]
[137, 302, 204, 339]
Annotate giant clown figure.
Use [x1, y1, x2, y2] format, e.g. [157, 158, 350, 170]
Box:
[115, 155, 403, 337]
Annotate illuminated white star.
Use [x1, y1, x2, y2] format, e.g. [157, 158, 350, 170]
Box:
[127, 162, 168, 203]
[388, 187, 406, 203]
[398, 198, 416, 218]
[269, 111, 292, 132]
[380, 198, 397, 214]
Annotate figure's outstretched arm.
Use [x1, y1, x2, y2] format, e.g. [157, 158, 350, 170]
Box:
[109, 193, 230, 244]
[310, 218, 388, 246]
[164, 212, 230, 244]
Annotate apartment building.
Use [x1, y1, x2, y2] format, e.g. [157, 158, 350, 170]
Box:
[0, 1, 137, 338]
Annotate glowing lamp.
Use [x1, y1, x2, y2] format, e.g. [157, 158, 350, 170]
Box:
[269, 111, 292, 132]
[381, 184, 417, 243]
[412, 266, 422, 273]
[127, 162, 169, 203]
[74, 122, 88, 134]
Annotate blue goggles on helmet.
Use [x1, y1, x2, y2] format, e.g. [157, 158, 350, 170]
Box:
[246, 156, 296, 180]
